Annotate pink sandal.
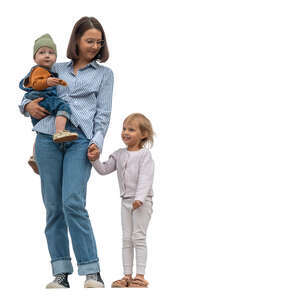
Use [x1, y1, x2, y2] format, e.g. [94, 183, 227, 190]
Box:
[111, 276, 132, 288]
[128, 277, 149, 288]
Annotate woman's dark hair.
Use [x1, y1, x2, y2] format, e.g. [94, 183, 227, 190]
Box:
[67, 16, 109, 62]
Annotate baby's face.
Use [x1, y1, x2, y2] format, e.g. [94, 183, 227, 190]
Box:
[34, 47, 56, 69]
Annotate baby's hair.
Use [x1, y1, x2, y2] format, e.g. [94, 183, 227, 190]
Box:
[124, 113, 154, 148]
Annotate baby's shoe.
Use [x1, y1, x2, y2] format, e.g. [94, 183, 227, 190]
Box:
[46, 273, 70, 289]
[84, 272, 105, 288]
[28, 156, 39, 175]
[53, 130, 78, 143]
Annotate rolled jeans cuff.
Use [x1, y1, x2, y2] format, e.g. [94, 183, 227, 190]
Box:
[57, 110, 70, 120]
[51, 259, 73, 275]
[78, 261, 100, 276]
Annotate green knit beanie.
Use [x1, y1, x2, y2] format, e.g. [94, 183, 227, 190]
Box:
[33, 33, 57, 57]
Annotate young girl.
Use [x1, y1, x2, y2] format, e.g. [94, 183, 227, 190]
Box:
[92, 113, 154, 288]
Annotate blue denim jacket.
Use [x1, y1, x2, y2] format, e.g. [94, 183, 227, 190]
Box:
[19, 66, 59, 100]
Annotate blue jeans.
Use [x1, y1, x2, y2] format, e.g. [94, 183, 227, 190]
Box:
[30, 95, 71, 126]
[22, 89, 72, 126]
[35, 123, 100, 276]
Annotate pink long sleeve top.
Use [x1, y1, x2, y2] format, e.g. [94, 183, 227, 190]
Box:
[92, 148, 154, 203]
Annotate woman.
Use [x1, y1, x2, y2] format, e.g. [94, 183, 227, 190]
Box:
[19, 17, 114, 288]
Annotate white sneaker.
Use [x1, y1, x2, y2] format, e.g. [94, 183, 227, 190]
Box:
[46, 273, 70, 288]
[84, 272, 105, 288]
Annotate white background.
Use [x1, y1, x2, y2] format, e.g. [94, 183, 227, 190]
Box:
[1, 0, 300, 299]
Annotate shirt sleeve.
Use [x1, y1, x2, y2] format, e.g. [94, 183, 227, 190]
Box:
[92, 150, 118, 175]
[89, 68, 114, 151]
[135, 151, 155, 203]
[19, 95, 32, 117]
[29, 67, 50, 90]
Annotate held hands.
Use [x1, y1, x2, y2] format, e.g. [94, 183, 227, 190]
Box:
[88, 144, 100, 161]
[47, 77, 67, 87]
[132, 200, 143, 210]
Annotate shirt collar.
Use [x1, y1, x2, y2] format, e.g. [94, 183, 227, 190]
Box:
[67, 60, 98, 70]
[89, 60, 98, 69]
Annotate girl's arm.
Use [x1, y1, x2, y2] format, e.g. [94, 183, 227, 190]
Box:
[134, 151, 155, 203]
[89, 68, 114, 152]
[92, 153, 117, 175]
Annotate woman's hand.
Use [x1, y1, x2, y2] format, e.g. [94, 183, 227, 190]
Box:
[132, 200, 143, 210]
[88, 143, 100, 161]
[25, 97, 50, 119]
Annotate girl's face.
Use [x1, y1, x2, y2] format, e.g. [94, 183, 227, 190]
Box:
[122, 120, 146, 151]
[34, 47, 56, 69]
[77, 28, 103, 63]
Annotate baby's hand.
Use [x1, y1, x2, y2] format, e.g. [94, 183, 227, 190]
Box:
[132, 200, 143, 210]
[47, 78, 68, 87]
[57, 79, 68, 86]
[47, 77, 61, 86]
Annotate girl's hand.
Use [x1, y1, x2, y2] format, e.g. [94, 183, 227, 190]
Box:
[25, 97, 50, 119]
[132, 200, 143, 210]
[88, 143, 100, 161]
[47, 77, 61, 86]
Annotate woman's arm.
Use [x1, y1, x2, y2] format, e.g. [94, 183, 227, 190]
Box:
[19, 96, 49, 119]
[89, 68, 114, 152]
[19, 95, 33, 117]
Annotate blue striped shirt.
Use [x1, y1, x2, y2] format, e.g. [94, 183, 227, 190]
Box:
[19, 60, 114, 151]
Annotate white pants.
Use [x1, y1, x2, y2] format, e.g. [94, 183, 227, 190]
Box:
[121, 197, 153, 275]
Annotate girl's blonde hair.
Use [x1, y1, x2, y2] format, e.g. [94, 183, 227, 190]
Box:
[124, 113, 154, 148]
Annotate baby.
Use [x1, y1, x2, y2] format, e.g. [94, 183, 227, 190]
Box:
[19, 34, 78, 174]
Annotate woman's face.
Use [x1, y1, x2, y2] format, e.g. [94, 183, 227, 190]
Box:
[77, 28, 103, 62]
